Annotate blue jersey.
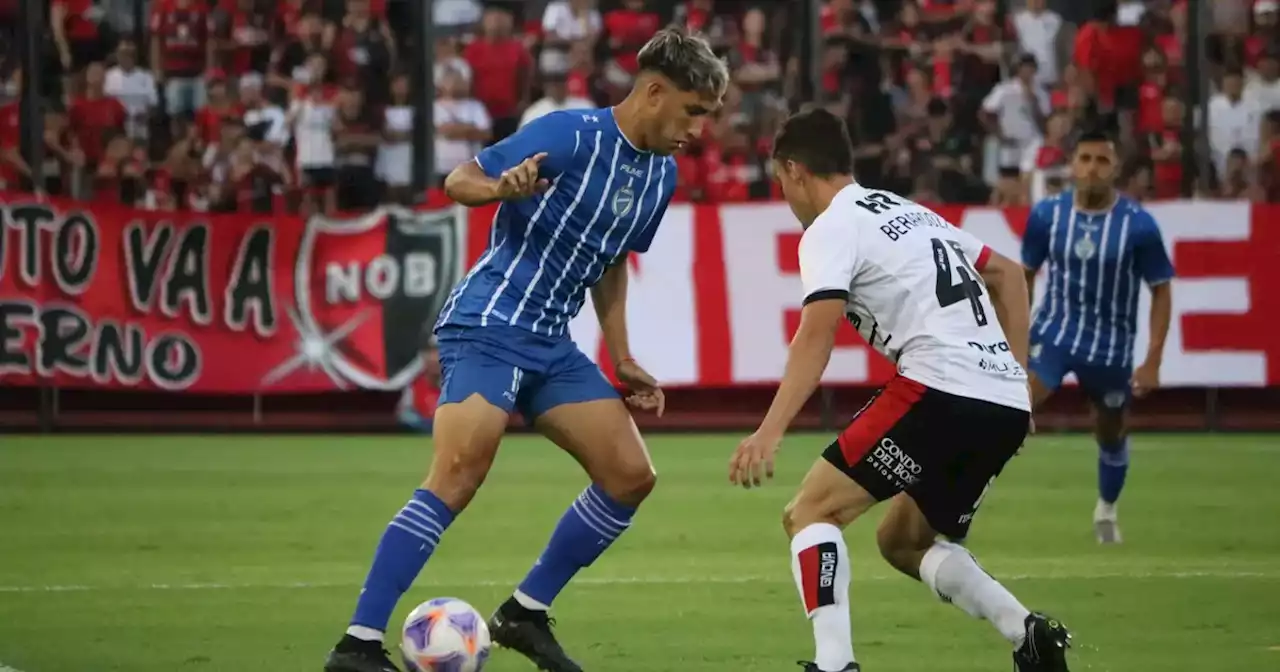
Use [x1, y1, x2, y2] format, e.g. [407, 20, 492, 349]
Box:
[1022, 191, 1175, 368]
[436, 108, 676, 338]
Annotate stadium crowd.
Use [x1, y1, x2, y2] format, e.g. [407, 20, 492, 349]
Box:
[0, 0, 1278, 213]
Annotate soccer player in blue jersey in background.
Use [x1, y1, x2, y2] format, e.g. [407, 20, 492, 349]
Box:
[324, 26, 728, 672]
[1021, 130, 1174, 545]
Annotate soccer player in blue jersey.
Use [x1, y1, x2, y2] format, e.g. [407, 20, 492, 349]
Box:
[324, 27, 728, 672]
[1021, 130, 1174, 545]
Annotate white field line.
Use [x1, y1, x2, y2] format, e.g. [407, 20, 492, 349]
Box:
[0, 568, 1274, 594]
[0, 663, 26, 672]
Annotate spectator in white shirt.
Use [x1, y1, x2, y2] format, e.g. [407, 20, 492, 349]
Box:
[1011, 0, 1064, 88]
[103, 40, 158, 143]
[542, 0, 602, 48]
[520, 71, 594, 128]
[982, 54, 1050, 174]
[433, 66, 491, 185]
[540, 0, 602, 73]
[240, 74, 289, 148]
[1208, 67, 1263, 178]
[433, 36, 472, 89]
[1246, 49, 1280, 113]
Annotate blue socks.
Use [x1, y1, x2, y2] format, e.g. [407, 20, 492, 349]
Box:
[1098, 438, 1130, 504]
[350, 489, 456, 632]
[516, 483, 636, 608]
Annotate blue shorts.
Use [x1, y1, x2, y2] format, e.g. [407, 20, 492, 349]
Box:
[1028, 337, 1131, 411]
[435, 325, 618, 420]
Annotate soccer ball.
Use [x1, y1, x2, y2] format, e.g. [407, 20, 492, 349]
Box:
[401, 597, 492, 672]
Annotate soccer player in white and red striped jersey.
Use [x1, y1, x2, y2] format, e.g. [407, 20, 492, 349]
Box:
[729, 108, 1071, 672]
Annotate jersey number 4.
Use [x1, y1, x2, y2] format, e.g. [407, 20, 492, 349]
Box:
[931, 238, 988, 326]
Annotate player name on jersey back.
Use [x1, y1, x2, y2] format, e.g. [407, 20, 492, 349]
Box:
[799, 184, 1031, 412]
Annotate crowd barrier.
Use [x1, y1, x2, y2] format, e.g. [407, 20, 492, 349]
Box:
[1, 195, 1276, 431]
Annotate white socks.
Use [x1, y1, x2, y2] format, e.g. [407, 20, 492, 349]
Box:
[919, 541, 1030, 647]
[790, 523, 855, 671]
[346, 625, 384, 642]
[513, 589, 551, 611]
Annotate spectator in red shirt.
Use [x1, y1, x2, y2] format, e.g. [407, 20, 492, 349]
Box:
[212, 0, 274, 78]
[1146, 95, 1185, 199]
[0, 70, 32, 193]
[1074, 1, 1143, 135]
[603, 0, 660, 78]
[195, 77, 244, 147]
[69, 63, 128, 171]
[150, 0, 214, 118]
[1136, 48, 1170, 135]
[464, 7, 533, 142]
[51, 0, 106, 92]
[327, 0, 397, 107]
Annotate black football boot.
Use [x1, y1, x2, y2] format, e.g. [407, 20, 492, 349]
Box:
[323, 635, 401, 672]
[798, 661, 861, 671]
[1013, 612, 1072, 672]
[488, 598, 584, 672]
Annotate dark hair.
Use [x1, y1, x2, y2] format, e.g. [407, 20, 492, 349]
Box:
[636, 25, 729, 96]
[772, 107, 854, 177]
[1075, 129, 1114, 147]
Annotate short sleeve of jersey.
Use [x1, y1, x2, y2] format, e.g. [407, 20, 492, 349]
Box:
[798, 214, 859, 305]
[474, 111, 579, 180]
[1021, 200, 1055, 270]
[627, 157, 677, 254]
[1132, 210, 1175, 286]
[948, 223, 993, 271]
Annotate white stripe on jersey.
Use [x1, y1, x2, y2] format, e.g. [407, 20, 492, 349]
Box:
[1104, 212, 1131, 367]
[556, 156, 667, 335]
[561, 154, 654, 316]
[438, 203, 504, 325]
[1087, 211, 1126, 361]
[1035, 203, 1064, 336]
[1123, 265, 1140, 368]
[524, 136, 622, 332]
[1051, 206, 1078, 347]
[1071, 208, 1113, 356]
[483, 130, 598, 326]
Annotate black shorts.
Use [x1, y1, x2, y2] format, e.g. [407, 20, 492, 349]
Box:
[822, 375, 1029, 540]
[301, 167, 336, 190]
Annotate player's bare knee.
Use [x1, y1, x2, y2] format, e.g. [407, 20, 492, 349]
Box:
[782, 492, 845, 539]
[598, 460, 656, 506]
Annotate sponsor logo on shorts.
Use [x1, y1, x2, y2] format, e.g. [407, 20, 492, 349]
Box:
[865, 437, 923, 488]
[1102, 390, 1127, 409]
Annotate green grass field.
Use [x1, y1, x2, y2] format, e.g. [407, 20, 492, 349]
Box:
[1, 433, 1278, 672]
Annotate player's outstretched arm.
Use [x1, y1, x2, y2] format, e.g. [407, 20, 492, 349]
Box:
[760, 298, 845, 438]
[979, 250, 1032, 371]
[446, 112, 579, 206]
[444, 152, 549, 206]
[592, 262, 664, 415]
[729, 297, 845, 488]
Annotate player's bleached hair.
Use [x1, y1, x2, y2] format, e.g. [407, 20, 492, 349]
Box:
[636, 26, 729, 97]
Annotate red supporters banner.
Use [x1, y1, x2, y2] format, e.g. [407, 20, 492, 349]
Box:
[0, 197, 466, 392]
[2, 196, 1278, 392]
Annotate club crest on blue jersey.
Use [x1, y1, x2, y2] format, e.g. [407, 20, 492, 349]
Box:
[612, 180, 637, 218]
[1073, 234, 1096, 261]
